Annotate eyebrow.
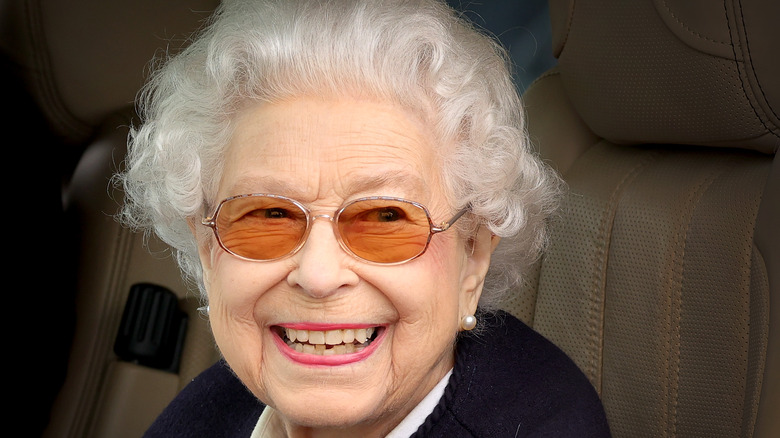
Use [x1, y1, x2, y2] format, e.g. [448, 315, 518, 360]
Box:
[342, 171, 427, 199]
[226, 170, 428, 201]
[226, 176, 304, 198]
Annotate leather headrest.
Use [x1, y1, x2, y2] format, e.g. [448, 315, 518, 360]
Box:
[549, 0, 779, 154]
[2, 0, 218, 144]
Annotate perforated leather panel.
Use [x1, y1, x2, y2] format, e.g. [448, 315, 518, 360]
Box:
[512, 0, 779, 433]
[512, 140, 771, 437]
[551, 0, 779, 153]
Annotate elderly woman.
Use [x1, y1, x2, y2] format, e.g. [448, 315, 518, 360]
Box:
[120, 0, 609, 436]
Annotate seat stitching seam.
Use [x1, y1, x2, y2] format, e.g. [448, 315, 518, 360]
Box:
[725, 0, 780, 135]
[665, 156, 731, 436]
[659, 0, 730, 46]
[590, 149, 659, 394]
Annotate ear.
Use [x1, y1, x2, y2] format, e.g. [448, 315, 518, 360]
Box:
[458, 227, 500, 318]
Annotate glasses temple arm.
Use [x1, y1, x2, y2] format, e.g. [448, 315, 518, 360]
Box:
[431, 206, 470, 233]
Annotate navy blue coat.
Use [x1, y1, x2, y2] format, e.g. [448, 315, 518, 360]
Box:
[145, 311, 610, 437]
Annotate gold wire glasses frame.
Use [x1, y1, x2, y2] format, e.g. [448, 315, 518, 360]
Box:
[201, 194, 470, 265]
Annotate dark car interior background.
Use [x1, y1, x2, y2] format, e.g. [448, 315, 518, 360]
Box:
[2, 0, 776, 437]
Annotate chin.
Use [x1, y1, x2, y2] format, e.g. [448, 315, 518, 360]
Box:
[274, 393, 387, 431]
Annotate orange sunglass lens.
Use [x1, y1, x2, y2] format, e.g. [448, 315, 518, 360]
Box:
[215, 196, 307, 260]
[337, 199, 431, 263]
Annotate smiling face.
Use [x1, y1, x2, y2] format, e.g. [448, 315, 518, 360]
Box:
[197, 97, 494, 436]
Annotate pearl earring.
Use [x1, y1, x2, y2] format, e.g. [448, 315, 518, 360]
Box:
[461, 315, 477, 331]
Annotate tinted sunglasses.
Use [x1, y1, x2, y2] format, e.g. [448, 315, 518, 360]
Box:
[201, 194, 469, 264]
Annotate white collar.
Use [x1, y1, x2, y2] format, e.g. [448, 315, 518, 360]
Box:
[250, 369, 453, 437]
[384, 368, 452, 437]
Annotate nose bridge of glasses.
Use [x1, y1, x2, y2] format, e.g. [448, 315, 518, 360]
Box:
[307, 213, 340, 241]
[311, 213, 335, 223]
[298, 212, 349, 261]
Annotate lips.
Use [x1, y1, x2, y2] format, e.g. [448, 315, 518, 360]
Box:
[272, 324, 384, 365]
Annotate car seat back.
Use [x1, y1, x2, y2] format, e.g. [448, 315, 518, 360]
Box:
[505, 0, 779, 436]
[1, 1, 221, 436]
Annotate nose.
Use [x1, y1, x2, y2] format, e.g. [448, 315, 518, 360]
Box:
[286, 215, 359, 298]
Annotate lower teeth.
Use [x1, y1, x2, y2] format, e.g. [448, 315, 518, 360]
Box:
[286, 340, 369, 355]
[283, 329, 377, 356]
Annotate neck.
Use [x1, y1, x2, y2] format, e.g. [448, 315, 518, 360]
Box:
[276, 410, 397, 438]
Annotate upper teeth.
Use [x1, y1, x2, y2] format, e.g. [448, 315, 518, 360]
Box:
[284, 327, 376, 345]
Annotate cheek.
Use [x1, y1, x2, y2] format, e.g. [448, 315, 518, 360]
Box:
[207, 256, 260, 347]
[384, 235, 467, 337]
[204, 253, 286, 395]
[422, 233, 469, 295]
[205, 247, 291, 313]
[370, 239, 466, 404]
[207, 253, 259, 318]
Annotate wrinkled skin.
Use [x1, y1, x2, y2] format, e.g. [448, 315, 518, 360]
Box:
[197, 97, 498, 437]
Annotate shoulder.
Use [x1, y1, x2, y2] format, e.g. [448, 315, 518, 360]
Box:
[143, 360, 264, 438]
[416, 311, 611, 437]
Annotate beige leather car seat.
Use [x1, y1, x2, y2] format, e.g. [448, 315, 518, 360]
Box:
[1, 1, 220, 437]
[5, 0, 776, 436]
[505, 0, 779, 436]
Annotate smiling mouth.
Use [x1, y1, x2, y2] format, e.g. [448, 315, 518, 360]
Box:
[275, 326, 381, 356]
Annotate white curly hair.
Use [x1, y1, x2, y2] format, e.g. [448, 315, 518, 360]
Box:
[118, 0, 561, 311]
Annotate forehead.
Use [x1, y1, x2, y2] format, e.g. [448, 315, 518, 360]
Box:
[219, 97, 442, 203]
